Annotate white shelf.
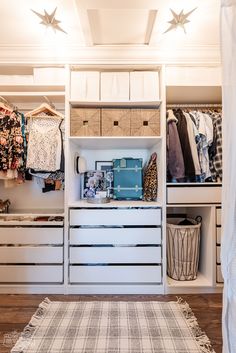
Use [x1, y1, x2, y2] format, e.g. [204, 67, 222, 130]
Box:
[69, 200, 162, 208]
[1, 209, 64, 216]
[70, 100, 162, 108]
[167, 273, 212, 288]
[0, 220, 63, 226]
[0, 85, 65, 92]
[69, 136, 162, 149]
[166, 182, 222, 186]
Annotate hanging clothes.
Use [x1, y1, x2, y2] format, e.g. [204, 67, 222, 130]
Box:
[209, 112, 222, 182]
[167, 107, 222, 183]
[27, 117, 62, 172]
[0, 110, 27, 183]
[166, 110, 185, 181]
[173, 109, 196, 180]
[189, 110, 214, 181]
[183, 112, 201, 176]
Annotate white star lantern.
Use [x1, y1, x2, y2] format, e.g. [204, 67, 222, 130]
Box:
[164, 8, 197, 34]
[31, 7, 67, 34]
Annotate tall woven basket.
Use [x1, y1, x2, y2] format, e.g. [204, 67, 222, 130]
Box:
[167, 217, 201, 281]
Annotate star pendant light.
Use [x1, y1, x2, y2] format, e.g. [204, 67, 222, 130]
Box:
[164, 8, 197, 34]
[31, 7, 67, 34]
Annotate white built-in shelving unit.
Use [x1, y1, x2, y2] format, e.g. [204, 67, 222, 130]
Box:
[0, 63, 223, 294]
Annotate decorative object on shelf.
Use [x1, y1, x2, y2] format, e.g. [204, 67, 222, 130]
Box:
[31, 7, 67, 34]
[0, 199, 10, 213]
[95, 161, 113, 197]
[75, 154, 87, 174]
[82, 170, 106, 199]
[164, 8, 197, 34]
[143, 152, 158, 201]
[113, 158, 143, 200]
[87, 197, 110, 204]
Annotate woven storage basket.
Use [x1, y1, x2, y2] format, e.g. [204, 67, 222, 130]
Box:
[167, 217, 201, 281]
[131, 108, 160, 136]
[70, 108, 100, 136]
[101, 108, 131, 136]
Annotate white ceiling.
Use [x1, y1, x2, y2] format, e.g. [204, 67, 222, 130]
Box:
[0, 0, 221, 64]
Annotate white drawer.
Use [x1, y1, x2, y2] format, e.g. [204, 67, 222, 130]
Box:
[216, 265, 224, 283]
[167, 186, 221, 204]
[70, 208, 161, 226]
[70, 247, 161, 264]
[0, 247, 63, 263]
[216, 245, 221, 264]
[0, 265, 63, 283]
[216, 227, 221, 245]
[70, 265, 162, 283]
[216, 208, 221, 225]
[70, 228, 161, 245]
[0, 227, 63, 245]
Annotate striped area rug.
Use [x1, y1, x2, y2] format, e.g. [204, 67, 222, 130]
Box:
[11, 298, 215, 353]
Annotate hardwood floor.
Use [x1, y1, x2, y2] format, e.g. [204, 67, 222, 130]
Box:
[0, 294, 222, 353]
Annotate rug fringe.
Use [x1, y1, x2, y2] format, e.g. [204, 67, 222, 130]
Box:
[177, 297, 216, 353]
[11, 297, 51, 353]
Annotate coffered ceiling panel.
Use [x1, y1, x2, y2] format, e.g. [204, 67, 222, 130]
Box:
[0, 0, 221, 63]
[87, 9, 157, 45]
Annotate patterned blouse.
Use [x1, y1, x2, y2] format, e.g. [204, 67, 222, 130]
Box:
[0, 111, 27, 174]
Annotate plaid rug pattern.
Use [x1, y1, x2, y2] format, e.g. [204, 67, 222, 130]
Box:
[11, 299, 215, 353]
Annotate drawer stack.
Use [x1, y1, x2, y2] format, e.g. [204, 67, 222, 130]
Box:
[69, 207, 162, 288]
[216, 207, 223, 283]
[0, 222, 64, 284]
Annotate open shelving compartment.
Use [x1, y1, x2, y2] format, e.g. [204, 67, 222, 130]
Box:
[67, 136, 164, 207]
[166, 205, 216, 293]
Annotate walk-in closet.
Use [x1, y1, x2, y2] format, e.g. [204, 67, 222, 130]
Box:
[0, 1, 230, 352]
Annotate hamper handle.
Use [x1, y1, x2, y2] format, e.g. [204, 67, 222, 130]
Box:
[195, 216, 202, 224]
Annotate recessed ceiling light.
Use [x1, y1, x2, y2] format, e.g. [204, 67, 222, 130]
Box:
[31, 7, 67, 34]
[164, 8, 197, 34]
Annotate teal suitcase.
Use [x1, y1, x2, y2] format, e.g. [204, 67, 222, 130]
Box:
[113, 158, 143, 200]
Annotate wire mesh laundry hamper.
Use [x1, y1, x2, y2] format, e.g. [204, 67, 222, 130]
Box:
[167, 217, 201, 281]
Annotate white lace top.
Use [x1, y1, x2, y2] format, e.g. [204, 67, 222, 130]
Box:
[26, 117, 62, 172]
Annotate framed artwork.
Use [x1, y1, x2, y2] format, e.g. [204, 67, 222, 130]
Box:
[82, 170, 106, 199]
[95, 161, 114, 197]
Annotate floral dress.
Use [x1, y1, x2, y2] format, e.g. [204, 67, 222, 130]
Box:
[0, 111, 27, 176]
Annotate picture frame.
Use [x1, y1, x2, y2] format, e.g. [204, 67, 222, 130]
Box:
[95, 161, 114, 197]
[81, 170, 106, 199]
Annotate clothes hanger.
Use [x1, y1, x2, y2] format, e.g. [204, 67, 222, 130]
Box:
[0, 96, 14, 114]
[25, 99, 64, 119]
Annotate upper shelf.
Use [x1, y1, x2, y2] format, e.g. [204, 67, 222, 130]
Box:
[0, 84, 65, 92]
[166, 86, 222, 104]
[69, 136, 162, 149]
[69, 100, 162, 108]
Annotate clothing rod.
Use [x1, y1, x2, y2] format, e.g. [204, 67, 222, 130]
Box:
[167, 103, 222, 108]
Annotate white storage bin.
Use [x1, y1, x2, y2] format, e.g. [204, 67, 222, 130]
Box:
[70, 71, 100, 101]
[101, 72, 129, 101]
[130, 71, 159, 101]
[33, 67, 65, 85]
